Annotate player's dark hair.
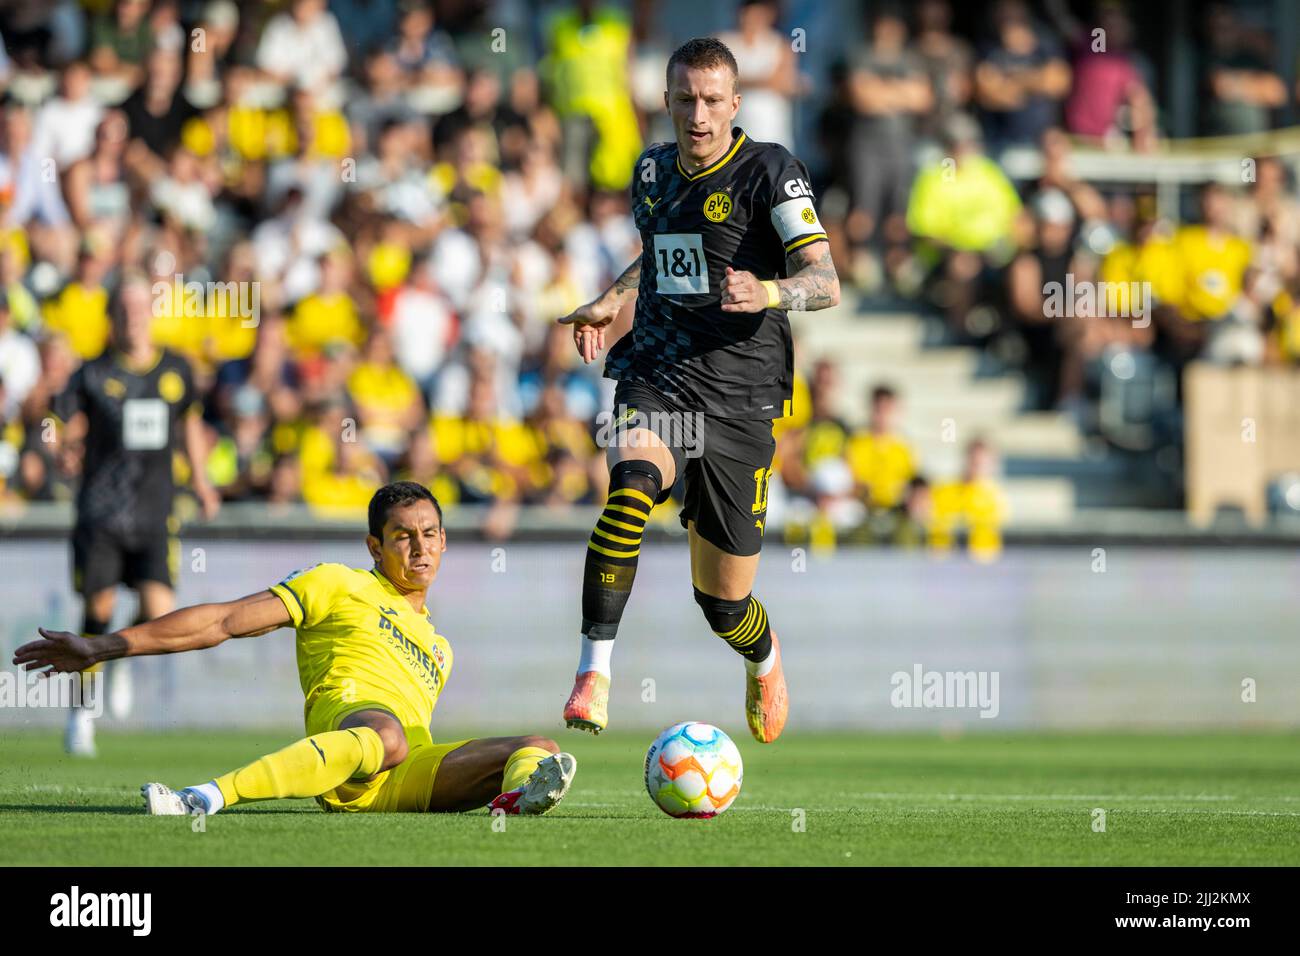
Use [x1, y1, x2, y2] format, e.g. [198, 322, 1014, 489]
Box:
[368, 481, 443, 539]
[666, 37, 739, 91]
[871, 384, 898, 403]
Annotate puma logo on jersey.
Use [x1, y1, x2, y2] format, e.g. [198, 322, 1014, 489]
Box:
[643, 196, 661, 212]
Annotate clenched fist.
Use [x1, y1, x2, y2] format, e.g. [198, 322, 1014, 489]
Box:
[721, 267, 773, 313]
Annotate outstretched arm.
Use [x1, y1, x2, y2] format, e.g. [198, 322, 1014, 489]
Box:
[12, 590, 292, 674]
[721, 240, 841, 314]
[558, 256, 642, 363]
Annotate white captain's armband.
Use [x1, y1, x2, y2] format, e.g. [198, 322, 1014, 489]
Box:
[770, 197, 828, 254]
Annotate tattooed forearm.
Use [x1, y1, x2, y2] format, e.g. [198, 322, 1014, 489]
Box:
[778, 242, 840, 311]
[589, 257, 641, 315]
[610, 258, 642, 297]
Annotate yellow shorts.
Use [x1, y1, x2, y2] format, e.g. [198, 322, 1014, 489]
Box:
[305, 693, 472, 813]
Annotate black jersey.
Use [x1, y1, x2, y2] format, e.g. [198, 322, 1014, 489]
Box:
[54, 349, 198, 533]
[606, 127, 828, 420]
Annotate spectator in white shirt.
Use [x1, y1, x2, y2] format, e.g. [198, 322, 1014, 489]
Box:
[0, 292, 40, 419]
[256, 0, 349, 92]
[0, 101, 75, 271]
[34, 61, 104, 170]
[390, 253, 457, 398]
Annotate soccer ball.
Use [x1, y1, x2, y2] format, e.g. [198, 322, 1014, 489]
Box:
[644, 721, 743, 818]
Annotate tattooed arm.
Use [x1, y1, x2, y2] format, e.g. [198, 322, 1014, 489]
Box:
[558, 257, 642, 363]
[778, 240, 840, 311]
[720, 241, 840, 314]
[609, 257, 642, 298]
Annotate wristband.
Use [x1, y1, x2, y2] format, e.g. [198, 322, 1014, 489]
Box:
[761, 280, 781, 309]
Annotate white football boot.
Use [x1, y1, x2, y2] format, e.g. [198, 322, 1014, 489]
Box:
[141, 782, 210, 815]
[487, 752, 578, 815]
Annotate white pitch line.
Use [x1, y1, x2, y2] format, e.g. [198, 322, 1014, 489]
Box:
[838, 791, 1249, 802]
[564, 802, 1300, 817]
[7, 788, 1300, 818]
[567, 802, 796, 812]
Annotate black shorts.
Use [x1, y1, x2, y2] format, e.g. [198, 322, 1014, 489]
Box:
[72, 519, 178, 595]
[611, 380, 776, 557]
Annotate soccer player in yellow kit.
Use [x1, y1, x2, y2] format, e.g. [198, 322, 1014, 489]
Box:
[13, 482, 577, 816]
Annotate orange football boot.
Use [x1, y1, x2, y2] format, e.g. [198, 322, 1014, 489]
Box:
[745, 630, 789, 743]
[563, 671, 610, 734]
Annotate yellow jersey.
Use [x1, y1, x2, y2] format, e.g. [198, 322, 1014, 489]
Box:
[42, 282, 111, 360]
[269, 562, 453, 747]
[1172, 226, 1252, 320]
[1270, 290, 1300, 361]
[845, 431, 917, 509]
[287, 292, 364, 357]
[930, 478, 1006, 560]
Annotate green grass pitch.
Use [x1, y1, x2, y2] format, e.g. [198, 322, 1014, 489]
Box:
[1, 730, 1297, 866]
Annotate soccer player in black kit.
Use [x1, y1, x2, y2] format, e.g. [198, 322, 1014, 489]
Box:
[559, 38, 840, 743]
[54, 275, 219, 755]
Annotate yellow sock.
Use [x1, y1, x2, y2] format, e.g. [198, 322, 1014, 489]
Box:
[501, 746, 552, 793]
[213, 727, 386, 808]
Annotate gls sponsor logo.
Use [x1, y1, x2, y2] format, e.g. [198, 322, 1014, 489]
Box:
[784, 178, 813, 199]
[50, 886, 152, 936]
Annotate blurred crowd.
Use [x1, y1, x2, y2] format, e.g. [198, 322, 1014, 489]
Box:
[0, 0, 1297, 549]
[818, 1, 1300, 408]
[772, 364, 1006, 559]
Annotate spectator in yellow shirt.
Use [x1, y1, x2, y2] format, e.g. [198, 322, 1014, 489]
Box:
[299, 395, 387, 511]
[1266, 286, 1300, 363]
[906, 113, 1023, 336]
[0, 242, 38, 333]
[41, 245, 113, 360]
[1159, 183, 1254, 365]
[347, 330, 424, 466]
[429, 372, 539, 504]
[778, 359, 850, 498]
[287, 250, 365, 358]
[541, 0, 642, 190]
[930, 438, 1007, 561]
[522, 382, 601, 504]
[846, 384, 918, 510]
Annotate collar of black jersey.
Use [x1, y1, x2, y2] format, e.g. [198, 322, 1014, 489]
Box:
[675, 127, 748, 181]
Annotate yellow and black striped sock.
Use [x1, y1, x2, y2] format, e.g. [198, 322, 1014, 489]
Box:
[580, 460, 663, 642]
[694, 588, 773, 662]
[213, 727, 386, 807]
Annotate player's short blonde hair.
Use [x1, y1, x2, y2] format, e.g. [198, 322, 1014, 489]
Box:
[666, 37, 739, 93]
